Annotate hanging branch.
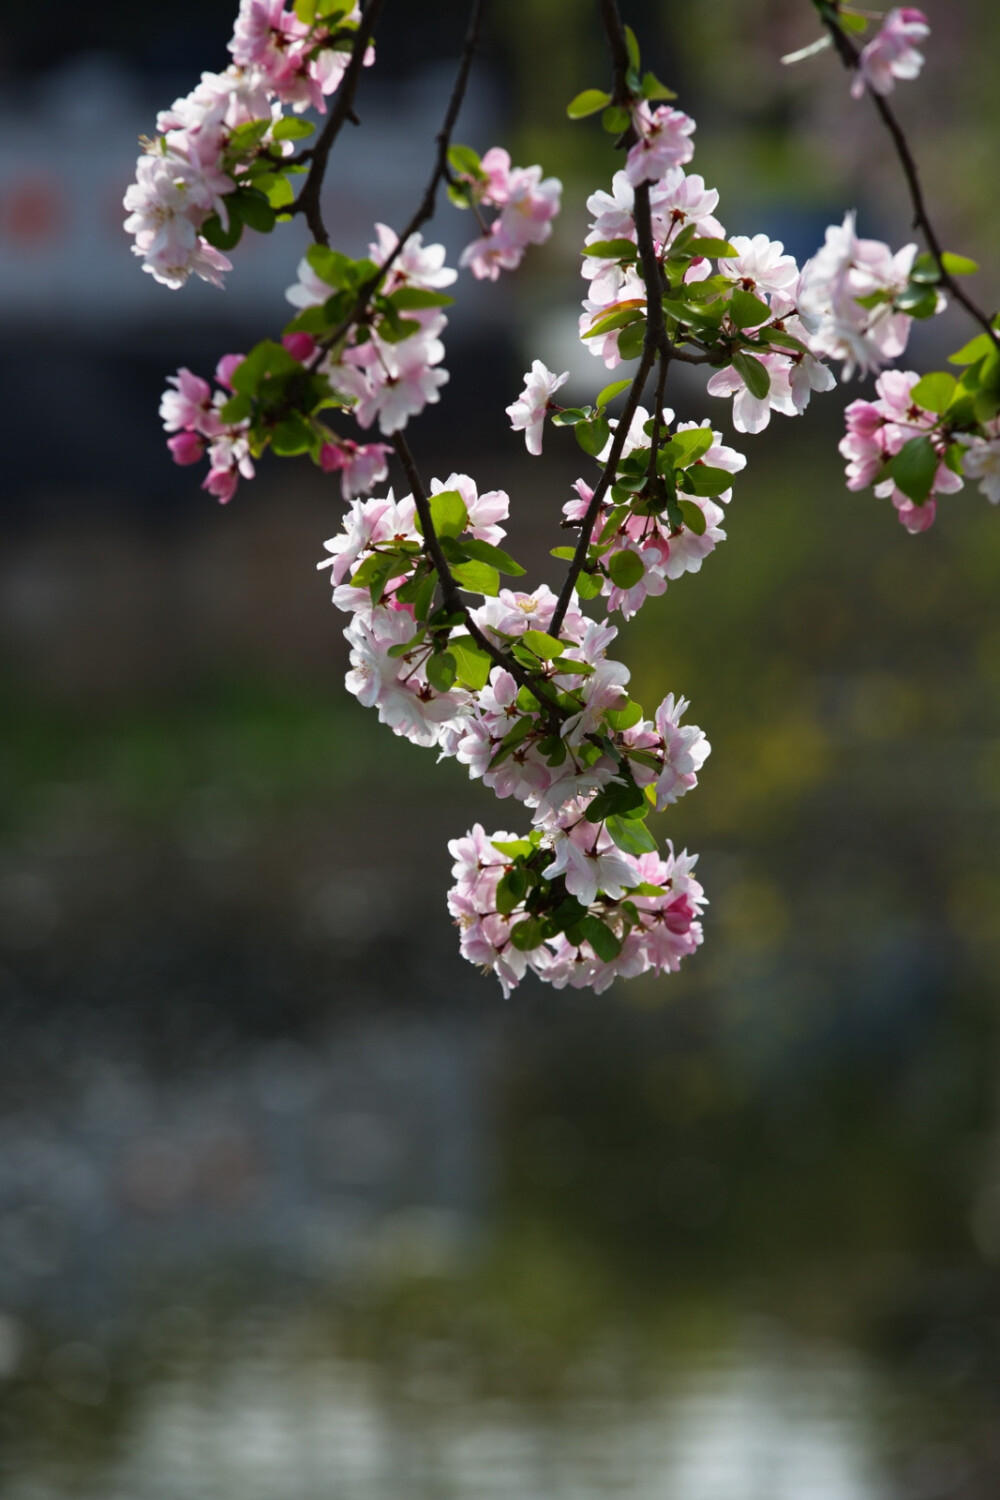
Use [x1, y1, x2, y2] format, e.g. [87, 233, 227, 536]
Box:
[292, 0, 388, 245]
[820, 11, 1000, 352]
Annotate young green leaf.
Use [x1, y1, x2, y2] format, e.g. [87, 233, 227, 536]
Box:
[940, 251, 979, 277]
[425, 651, 457, 693]
[891, 434, 939, 505]
[567, 88, 612, 119]
[450, 637, 493, 691]
[909, 371, 957, 414]
[731, 351, 771, 400]
[521, 630, 565, 659]
[728, 288, 771, 330]
[607, 550, 645, 590]
[596, 378, 632, 409]
[460, 538, 526, 576]
[579, 915, 623, 961]
[451, 560, 500, 596]
[606, 814, 658, 856]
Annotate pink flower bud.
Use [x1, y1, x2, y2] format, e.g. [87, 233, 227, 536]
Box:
[282, 332, 317, 363]
[167, 431, 205, 466]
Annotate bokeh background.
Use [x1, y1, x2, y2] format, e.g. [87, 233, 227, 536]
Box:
[3, 2, 1000, 1496]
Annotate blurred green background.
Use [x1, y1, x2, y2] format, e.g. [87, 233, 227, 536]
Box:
[2, 2, 1000, 1496]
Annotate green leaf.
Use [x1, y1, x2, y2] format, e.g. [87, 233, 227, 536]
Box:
[728, 288, 771, 330]
[510, 917, 545, 951]
[891, 435, 938, 505]
[640, 70, 676, 102]
[576, 416, 612, 458]
[579, 915, 622, 962]
[451, 560, 500, 596]
[761, 327, 810, 355]
[201, 208, 243, 251]
[678, 499, 708, 534]
[941, 251, 979, 276]
[685, 237, 738, 258]
[581, 238, 638, 259]
[949, 333, 995, 366]
[732, 351, 771, 400]
[550, 546, 578, 561]
[601, 104, 631, 134]
[388, 287, 455, 310]
[838, 11, 869, 34]
[411, 571, 438, 623]
[582, 306, 644, 339]
[605, 700, 642, 731]
[231, 340, 299, 396]
[909, 251, 941, 284]
[447, 143, 484, 179]
[376, 309, 421, 344]
[521, 630, 565, 659]
[255, 172, 296, 210]
[450, 637, 493, 691]
[617, 321, 647, 361]
[233, 187, 276, 234]
[607, 550, 645, 589]
[422, 489, 468, 539]
[306, 244, 356, 288]
[219, 393, 252, 424]
[551, 407, 589, 426]
[678, 465, 733, 499]
[567, 88, 612, 119]
[272, 116, 315, 141]
[596, 378, 632, 409]
[909, 371, 957, 414]
[227, 118, 272, 154]
[496, 868, 528, 916]
[624, 24, 641, 71]
[359, 552, 400, 605]
[270, 413, 315, 455]
[491, 838, 533, 859]
[575, 571, 604, 601]
[666, 428, 713, 465]
[425, 651, 456, 693]
[587, 778, 645, 823]
[460, 538, 525, 576]
[606, 814, 658, 857]
[895, 284, 938, 317]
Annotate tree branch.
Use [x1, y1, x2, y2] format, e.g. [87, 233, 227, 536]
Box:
[390, 432, 566, 722]
[820, 12, 1000, 351]
[291, 0, 387, 246]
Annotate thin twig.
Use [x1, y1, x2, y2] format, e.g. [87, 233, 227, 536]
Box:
[311, 0, 485, 358]
[549, 346, 656, 637]
[819, 12, 1000, 351]
[291, 0, 387, 245]
[391, 432, 565, 722]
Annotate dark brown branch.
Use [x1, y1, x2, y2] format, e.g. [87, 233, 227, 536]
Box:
[549, 346, 656, 637]
[820, 12, 1000, 352]
[292, 0, 387, 246]
[309, 0, 485, 358]
[391, 432, 565, 722]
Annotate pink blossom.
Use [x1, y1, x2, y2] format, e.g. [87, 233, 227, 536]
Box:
[506, 361, 570, 455]
[853, 8, 929, 98]
[625, 104, 696, 187]
[319, 440, 393, 501]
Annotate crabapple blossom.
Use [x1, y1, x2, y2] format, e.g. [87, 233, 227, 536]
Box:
[852, 8, 930, 99]
[506, 363, 570, 456]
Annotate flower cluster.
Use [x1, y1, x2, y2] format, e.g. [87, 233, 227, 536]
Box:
[133, 0, 996, 995]
[124, 0, 373, 289]
[160, 357, 254, 503]
[451, 146, 562, 281]
[314, 474, 711, 995]
[448, 824, 705, 997]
